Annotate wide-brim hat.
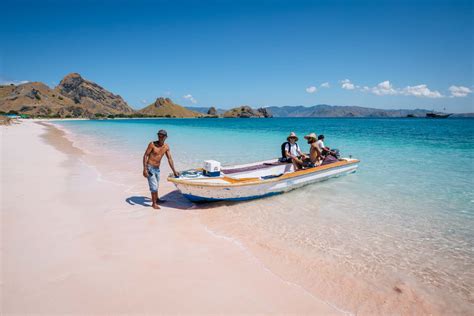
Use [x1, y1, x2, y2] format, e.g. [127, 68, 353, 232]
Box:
[287, 132, 298, 141]
[304, 133, 317, 141]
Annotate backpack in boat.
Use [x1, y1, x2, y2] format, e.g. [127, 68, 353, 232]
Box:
[280, 142, 299, 159]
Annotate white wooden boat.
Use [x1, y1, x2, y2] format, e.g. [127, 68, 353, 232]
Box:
[167, 157, 359, 202]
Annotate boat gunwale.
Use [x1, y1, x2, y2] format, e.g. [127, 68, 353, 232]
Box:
[167, 159, 359, 188]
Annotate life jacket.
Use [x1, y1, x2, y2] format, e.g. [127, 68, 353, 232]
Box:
[280, 142, 300, 158]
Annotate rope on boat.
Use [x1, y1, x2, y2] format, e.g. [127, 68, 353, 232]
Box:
[181, 169, 202, 178]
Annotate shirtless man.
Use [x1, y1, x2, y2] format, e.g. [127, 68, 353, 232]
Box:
[292, 133, 322, 170]
[143, 129, 179, 209]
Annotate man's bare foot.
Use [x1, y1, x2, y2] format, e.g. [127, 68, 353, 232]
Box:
[152, 204, 160, 210]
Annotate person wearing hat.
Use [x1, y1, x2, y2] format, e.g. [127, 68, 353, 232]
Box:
[280, 132, 306, 163]
[142, 129, 179, 210]
[292, 133, 322, 170]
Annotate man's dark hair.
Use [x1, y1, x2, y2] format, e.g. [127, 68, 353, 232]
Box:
[318, 134, 324, 140]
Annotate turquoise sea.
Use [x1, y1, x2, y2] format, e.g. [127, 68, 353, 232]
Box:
[56, 118, 474, 312]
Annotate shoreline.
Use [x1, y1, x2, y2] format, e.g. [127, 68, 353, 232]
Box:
[1, 120, 341, 314]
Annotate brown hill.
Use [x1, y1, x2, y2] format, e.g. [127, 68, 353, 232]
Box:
[0, 73, 136, 117]
[223, 106, 272, 118]
[56, 73, 134, 115]
[138, 97, 202, 118]
[0, 82, 83, 117]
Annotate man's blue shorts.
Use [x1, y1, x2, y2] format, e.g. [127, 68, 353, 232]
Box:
[147, 164, 160, 193]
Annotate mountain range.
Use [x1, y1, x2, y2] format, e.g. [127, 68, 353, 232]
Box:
[1, 73, 470, 118]
[266, 105, 435, 118]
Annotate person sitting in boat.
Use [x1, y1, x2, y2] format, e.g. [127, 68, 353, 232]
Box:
[317, 134, 340, 159]
[280, 132, 306, 163]
[292, 133, 321, 170]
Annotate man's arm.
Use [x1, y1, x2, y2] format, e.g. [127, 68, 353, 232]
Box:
[296, 146, 306, 158]
[321, 141, 330, 151]
[165, 146, 179, 177]
[142, 143, 153, 177]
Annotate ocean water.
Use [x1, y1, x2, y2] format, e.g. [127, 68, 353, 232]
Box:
[55, 118, 474, 313]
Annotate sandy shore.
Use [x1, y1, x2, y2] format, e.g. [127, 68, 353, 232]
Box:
[1, 120, 341, 314]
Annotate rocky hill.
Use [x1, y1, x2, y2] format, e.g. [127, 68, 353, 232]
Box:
[223, 106, 272, 118]
[0, 82, 82, 117]
[56, 73, 134, 115]
[0, 73, 135, 117]
[266, 104, 437, 117]
[138, 97, 202, 118]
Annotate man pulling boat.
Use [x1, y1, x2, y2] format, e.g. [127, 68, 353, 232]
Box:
[142, 129, 180, 209]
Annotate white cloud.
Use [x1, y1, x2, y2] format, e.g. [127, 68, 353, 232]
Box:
[140, 99, 148, 104]
[358, 80, 443, 98]
[340, 79, 355, 90]
[370, 80, 398, 96]
[183, 94, 197, 104]
[344, 79, 471, 99]
[449, 85, 472, 97]
[401, 84, 443, 98]
[320, 82, 330, 88]
[0, 80, 29, 86]
[306, 86, 317, 93]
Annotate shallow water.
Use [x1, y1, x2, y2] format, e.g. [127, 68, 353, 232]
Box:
[56, 117, 474, 313]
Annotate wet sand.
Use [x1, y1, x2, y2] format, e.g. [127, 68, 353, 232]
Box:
[1, 120, 340, 314]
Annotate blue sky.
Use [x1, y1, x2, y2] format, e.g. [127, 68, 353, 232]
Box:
[1, 0, 473, 112]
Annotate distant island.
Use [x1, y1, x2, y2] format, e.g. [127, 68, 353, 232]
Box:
[1, 73, 471, 119]
[263, 105, 473, 118]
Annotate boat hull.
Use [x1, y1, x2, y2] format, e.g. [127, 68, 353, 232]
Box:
[171, 160, 358, 202]
[426, 113, 452, 118]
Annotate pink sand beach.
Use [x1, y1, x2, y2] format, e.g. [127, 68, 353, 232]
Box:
[1, 120, 341, 314]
